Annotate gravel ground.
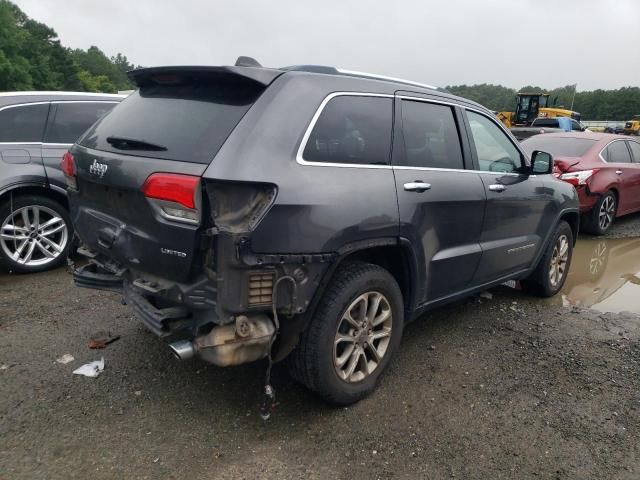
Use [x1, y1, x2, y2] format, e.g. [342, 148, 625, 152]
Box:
[1, 214, 639, 479]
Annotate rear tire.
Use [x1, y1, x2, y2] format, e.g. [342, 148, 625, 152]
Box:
[521, 220, 573, 297]
[582, 191, 617, 235]
[288, 262, 404, 405]
[0, 195, 72, 273]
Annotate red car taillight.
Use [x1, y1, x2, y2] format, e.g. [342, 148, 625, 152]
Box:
[558, 169, 599, 186]
[142, 173, 201, 224]
[60, 152, 77, 189]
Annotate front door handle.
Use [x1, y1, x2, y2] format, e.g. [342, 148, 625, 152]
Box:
[616, 170, 623, 175]
[489, 184, 506, 192]
[404, 181, 431, 192]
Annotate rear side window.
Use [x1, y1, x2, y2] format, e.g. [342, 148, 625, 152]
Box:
[81, 77, 264, 164]
[467, 111, 522, 173]
[399, 100, 463, 169]
[302, 96, 392, 165]
[0, 103, 49, 142]
[628, 141, 640, 162]
[45, 102, 116, 144]
[604, 141, 632, 163]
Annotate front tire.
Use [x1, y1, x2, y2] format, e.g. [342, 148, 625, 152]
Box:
[289, 262, 404, 405]
[582, 191, 617, 235]
[522, 220, 573, 297]
[0, 195, 72, 273]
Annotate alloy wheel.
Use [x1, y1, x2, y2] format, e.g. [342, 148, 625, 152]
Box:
[0, 205, 69, 267]
[549, 234, 570, 288]
[598, 195, 615, 231]
[334, 291, 393, 383]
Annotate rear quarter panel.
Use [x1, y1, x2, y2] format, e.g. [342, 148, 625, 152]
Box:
[202, 74, 400, 254]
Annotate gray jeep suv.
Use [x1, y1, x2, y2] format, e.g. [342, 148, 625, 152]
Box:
[68, 59, 579, 405]
[0, 92, 124, 272]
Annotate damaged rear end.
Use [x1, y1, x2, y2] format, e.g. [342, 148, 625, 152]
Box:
[68, 65, 297, 366]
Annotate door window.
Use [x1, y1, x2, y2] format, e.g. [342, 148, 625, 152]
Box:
[302, 96, 392, 165]
[605, 141, 632, 163]
[0, 103, 49, 142]
[45, 102, 116, 144]
[571, 120, 582, 131]
[399, 100, 463, 169]
[467, 111, 523, 173]
[626, 141, 640, 163]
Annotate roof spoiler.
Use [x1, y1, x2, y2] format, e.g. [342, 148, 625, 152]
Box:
[128, 63, 283, 88]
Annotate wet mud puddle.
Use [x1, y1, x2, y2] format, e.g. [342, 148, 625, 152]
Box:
[553, 238, 640, 314]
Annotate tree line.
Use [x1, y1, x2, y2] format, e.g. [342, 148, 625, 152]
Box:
[0, 0, 135, 93]
[446, 83, 640, 121]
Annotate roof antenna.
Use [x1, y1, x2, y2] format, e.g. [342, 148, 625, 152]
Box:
[235, 56, 262, 68]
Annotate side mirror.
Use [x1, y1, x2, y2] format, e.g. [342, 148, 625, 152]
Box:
[531, 150, 553, 175]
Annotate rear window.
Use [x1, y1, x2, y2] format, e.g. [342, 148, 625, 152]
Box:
[80, 77, 263, 164]
[302, 95, 392, 165]
[532, 119, 559, 128]
[521, 136, 597, 157]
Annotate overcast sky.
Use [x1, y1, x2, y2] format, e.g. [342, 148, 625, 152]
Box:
[13, 0, 640, 91]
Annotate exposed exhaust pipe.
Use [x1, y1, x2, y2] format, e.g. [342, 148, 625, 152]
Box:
[168, 340, 196, 360]
[167, 314, 276, 366]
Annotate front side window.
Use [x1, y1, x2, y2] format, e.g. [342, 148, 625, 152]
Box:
[302, 96, 392, 165]
[0, 103, 49, 142]
[571, 120, 582, 131]
[45, 102, 116, 144]
[628, 141, 640, 163]
[467, 111, 523, 173]
[605, 141, 632, 163]
[399, 100, 463, 169]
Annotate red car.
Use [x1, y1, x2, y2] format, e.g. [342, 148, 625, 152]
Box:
[522, 132, 640, 235]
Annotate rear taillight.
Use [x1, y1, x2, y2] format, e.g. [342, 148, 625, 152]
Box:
[60, 152, 77, 189]
[142, 173, 201, 224]
[558, 169, 599, 186]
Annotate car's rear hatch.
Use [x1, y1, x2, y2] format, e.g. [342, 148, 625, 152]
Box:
[68, 65, 282, 283]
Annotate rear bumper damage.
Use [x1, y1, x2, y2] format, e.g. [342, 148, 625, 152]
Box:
[73, 239, 335, 366]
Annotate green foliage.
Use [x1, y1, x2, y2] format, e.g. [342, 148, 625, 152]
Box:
[0, 0, 135, 93]
[447, 83, 640, 121]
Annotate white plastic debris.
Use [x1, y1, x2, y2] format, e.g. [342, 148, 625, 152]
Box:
[73, 358, 104, 378]
[56, 354, 75, 364]
[479, 291, 493, 300]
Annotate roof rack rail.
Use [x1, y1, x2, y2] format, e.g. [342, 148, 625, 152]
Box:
[336, 69, 438, 91]
[268, 59, 440, 91]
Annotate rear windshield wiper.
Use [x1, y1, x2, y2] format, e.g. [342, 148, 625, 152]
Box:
[106, 136, 167, 151]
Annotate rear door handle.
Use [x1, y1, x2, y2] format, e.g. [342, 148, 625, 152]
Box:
[488, 184, 506, 192]
[616, 170, 623, 175]
[404, 181, 431, 192]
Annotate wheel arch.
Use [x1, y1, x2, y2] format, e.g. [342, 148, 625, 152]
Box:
[0, 184, 68, 210]
[559, 210, 579, 245]
[273, 239, 418, 362]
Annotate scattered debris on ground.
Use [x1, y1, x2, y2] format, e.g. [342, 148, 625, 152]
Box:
[88, 331, 120, 349]
[56, 354, 75, 364]
[72, 358, 104, 378]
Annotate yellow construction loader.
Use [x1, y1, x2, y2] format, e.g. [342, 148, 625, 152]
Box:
[623, 115, 640, 136]
[497, 92, 580, 128]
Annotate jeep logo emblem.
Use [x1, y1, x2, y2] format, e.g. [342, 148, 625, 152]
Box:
[89, 159, 108, 178]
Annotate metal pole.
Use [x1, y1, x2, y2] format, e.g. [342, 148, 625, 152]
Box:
[570, 83, 577, 111]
